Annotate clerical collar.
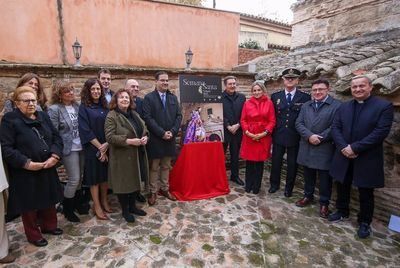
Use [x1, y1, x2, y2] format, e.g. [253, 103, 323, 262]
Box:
[356, 100, 364, 104]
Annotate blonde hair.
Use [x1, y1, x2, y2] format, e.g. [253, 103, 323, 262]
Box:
[251, 81, 267, 92]
[12, 86, 37, 102]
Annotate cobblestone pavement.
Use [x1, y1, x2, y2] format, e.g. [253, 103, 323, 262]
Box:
[4, 169, 400, 267]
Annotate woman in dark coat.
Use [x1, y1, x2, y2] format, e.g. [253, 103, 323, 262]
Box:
[0, 86, 63, 247]
[78, 78, 110, 220]
[105, 89, 149, 222]
[240, 81, 276, 194]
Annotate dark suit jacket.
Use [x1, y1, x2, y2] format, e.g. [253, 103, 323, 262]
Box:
[330, 96, 393, 188]
[134, 97, 144, 118]
[271, 89, 311, 147]
[143, 89, 182, 159]
[222, 91, 246, 143]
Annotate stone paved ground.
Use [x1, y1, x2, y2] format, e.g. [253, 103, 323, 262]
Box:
[3, 169, 400, 267]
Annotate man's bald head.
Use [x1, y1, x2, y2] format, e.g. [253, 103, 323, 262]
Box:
[125, 79, 140, 97]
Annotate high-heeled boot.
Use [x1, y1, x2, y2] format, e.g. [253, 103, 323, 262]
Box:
[63, 197, 80, 222]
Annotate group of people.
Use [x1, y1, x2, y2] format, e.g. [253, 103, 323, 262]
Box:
[0, 70, 182, 263]
[0, 67, 393, 263]
[222, 68, 393, 240]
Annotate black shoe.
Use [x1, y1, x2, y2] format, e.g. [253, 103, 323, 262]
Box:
[30, 238, 48, 247]
[122, 212, 135, 223]
[130, 207, 147, 216]
[42, 228, 63, 235]
[136, 193, 146, 203]
[284, 191, 292, 197]
[268, 187, 278, 193]
[230, 177, 245, 186]
[328, 211, 349, 222]
[357, 223, 371, 239]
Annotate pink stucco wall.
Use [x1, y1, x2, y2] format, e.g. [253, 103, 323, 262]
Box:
[0, 0, 239, 70]
[0, 0, 61, 64]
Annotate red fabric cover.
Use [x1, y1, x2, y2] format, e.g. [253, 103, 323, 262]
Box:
[240, 95, 276, 161]
[170, 142, 230, 201]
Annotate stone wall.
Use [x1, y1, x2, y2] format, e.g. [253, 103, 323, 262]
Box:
[291, 0, 400, 48]
[0, 64, 255, 110]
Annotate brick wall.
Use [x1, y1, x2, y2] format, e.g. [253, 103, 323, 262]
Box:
[238, 48, 273, 64]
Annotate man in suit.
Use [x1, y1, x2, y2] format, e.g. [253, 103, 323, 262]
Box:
[328, 75, 393, 239]
[98, 69, 113, 104]
[125, 79, 144, 118]
[294, 79, 341, 218]
[222, 76, 246, 186]
[143, 71, 182, 206]
[269, 68, 311, 197]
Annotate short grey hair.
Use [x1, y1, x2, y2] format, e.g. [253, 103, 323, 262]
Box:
[351, 75, 372, 85]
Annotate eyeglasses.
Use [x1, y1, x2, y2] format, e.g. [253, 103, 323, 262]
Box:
[18, 99, 37, 104]
[311, 88, 328, 92]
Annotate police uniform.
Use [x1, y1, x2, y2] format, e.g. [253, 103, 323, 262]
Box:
[269, 68, 311, 196]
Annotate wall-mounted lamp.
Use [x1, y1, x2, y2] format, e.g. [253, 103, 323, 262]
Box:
[185, 47, 193, 70]
[72, 38, 82, 67]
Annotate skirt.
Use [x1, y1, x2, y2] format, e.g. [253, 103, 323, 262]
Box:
[82, 144, 108, 186]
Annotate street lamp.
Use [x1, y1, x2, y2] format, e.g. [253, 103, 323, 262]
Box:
[72, 38, 82, 67]
[185, 47, 193, 70]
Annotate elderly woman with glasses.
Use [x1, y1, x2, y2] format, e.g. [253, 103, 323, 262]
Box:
[0, 86, 63, 247]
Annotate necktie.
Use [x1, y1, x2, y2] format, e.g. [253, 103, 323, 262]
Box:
[315, 101, 322, 110]
[161, 93, 166, 108]
[286, 93, 292, 104]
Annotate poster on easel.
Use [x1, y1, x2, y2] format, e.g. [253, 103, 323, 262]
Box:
[179, 75, 224, 144]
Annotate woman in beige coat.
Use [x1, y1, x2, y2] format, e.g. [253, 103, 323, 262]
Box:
[104, 89, 149, 223]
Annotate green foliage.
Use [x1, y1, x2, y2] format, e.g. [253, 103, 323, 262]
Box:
[149, 235, 162, 244]
[239, 39, 263, 50]
[201, 243, 214, 251]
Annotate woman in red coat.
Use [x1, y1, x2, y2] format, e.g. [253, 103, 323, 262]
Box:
[240, 81, 276, 194]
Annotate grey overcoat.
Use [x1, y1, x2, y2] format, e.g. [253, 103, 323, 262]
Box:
[295, 96, 341, 170]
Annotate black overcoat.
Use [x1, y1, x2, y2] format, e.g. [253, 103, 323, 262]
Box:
[0, 109, 63, 214]
[271, 89, 311, 147]
[222, 91, 246, 143]
[143, 90, 182, 159]
[330, 96, 393, 188]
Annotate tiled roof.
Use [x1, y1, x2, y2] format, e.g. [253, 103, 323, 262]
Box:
[240, 13, 291, 28]
[254, 36, 400, 95]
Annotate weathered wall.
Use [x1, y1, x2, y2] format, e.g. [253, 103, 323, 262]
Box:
[238, 48, 272, 65]
[291, 0, 400, 48]
[0, 0, 239, 70]
[0, 0, 62, 64]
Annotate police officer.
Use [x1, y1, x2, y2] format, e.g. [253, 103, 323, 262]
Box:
[269, 68, 311, 197]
